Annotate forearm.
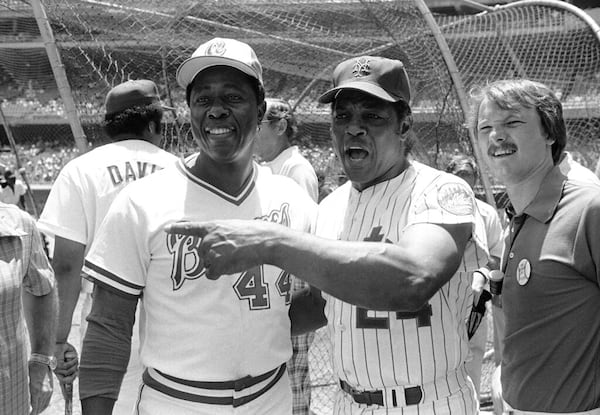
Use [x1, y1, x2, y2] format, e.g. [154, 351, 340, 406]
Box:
[79, 284, 136, 402]
[55, 268, 83, 342]
[52, 237, 86, 342]
[268, 228, 450, 311]
[23, 288, 58, 355]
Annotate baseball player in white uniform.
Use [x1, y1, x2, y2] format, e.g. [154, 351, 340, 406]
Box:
[78, 38, 316, 415]
[166, 55, 488, 414]
[37, 79, 177, 414]
[255, 97, 320, 415]
[445, 154, 504, 399]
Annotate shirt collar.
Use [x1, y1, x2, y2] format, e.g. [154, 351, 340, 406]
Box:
[513, 164, 566, 223]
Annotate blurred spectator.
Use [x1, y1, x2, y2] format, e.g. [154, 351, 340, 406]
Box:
[0, 169, 26, 208]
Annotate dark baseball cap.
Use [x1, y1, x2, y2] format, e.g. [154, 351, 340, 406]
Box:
[176, 37, 263, 89]
[318, 56, 411, 104]
[105, 79, 174, 116]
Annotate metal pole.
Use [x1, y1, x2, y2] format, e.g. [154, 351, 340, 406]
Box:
[30, 0, 89, 154]
[0, 105, 39, 217]
[414, 0, 496, 207]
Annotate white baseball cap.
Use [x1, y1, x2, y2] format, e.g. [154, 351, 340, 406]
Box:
[176, 38, 263, 89]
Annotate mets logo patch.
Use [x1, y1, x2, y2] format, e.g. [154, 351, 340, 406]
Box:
[352, 57, 371, 78]
[437, 183, 474, 216]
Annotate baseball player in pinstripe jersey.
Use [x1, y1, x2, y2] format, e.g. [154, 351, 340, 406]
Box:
[167, 56, 489, 414]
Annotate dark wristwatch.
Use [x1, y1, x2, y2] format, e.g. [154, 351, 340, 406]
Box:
[30, 353, 58, 371]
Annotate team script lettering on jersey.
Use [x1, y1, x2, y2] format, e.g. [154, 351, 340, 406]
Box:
[166, 203, 291, 291]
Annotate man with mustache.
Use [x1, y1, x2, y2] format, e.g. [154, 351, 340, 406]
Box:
[167, 55, 489, 414]
[469, 79, 600, 413]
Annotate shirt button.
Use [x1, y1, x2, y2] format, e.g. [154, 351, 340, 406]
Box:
[337, 323, 346, 331]
[509, 252, 514, 259]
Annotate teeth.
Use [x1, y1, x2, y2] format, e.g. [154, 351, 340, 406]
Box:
[206, 127, 232, 135]
[494, 148, 515, 156]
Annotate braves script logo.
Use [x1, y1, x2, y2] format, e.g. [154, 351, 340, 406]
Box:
[352, 57, 371, 78]
[166, 233, 205, 290]
[205, 39, 226, 56]
[167, 203, 291, 290]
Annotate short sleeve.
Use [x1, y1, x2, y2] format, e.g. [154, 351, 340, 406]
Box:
[409, 174, 489, 269]
[83, 190, 148, 296]
[37, 165, 88, 245]
[23, 216, 55, 296]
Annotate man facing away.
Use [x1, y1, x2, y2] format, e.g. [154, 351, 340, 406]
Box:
[78, 38, 316, 414]
[37, 79, 178, 413]
[470, 79, 600, 413]
[167, 55, 489, 414]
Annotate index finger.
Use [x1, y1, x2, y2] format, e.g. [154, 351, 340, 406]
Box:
[164, 221, 211, 237]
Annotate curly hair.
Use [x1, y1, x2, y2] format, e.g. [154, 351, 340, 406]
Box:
[103, 103, 163, 139]
[263, 98, 297, 140]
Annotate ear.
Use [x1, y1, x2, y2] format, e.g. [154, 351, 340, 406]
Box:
[276, 118, 288, 136]
[397, 120, 410, 135]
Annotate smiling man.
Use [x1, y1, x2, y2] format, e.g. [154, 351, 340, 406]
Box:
[166, 56, 489, 414]
[77, 38, 316, 415]
[470, 79, 600, 413]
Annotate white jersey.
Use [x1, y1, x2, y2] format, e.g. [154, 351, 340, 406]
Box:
[263, 146, 319, 202]
[316, 162, 487, 400]
[84, 157, 317, 381]
[476, 199, 504, 259]
[38, 139, 177, 250]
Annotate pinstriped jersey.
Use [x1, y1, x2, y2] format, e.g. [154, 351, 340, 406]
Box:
[316, 161, 488, 391]
[83, 157, 316, 381]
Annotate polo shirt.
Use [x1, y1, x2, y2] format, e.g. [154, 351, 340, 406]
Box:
[501, 164, 600, 411]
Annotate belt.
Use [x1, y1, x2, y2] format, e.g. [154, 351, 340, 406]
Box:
[143, 363, 286, 407]
[340, 379, 422, 407]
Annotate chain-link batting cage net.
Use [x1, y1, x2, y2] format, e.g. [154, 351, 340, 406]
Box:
[1, 0, 600, 411]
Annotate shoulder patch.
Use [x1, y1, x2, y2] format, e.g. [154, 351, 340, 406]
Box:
[437, 182, 474, 216]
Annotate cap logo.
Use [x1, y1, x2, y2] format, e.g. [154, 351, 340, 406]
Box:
[206, 39, 227, 56]
[352, 58, 371, 78]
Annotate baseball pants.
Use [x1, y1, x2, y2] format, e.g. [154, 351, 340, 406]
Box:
[133, 367, 292, 415]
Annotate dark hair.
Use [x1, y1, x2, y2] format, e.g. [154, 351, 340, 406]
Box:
[467, 79, 566, 163]
[445, 154, 478, 177]
[392, 99, 414, 156]
[264, 98, 297, 140]
[185, 69, 266, 111]
[103, 103, 163, 139]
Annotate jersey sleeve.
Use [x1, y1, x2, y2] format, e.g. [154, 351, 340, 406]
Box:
[37, 164, 88, 245]
[482, 203, 505, 259]
[83, 189, 148, 296]
[409, 174, 489, 269]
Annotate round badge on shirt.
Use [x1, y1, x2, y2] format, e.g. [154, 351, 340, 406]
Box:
[516, 259, 531, 286]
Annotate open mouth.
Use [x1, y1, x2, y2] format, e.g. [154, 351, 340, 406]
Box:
[346, 147, 369, 161]
[490, 146, 516, 158]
